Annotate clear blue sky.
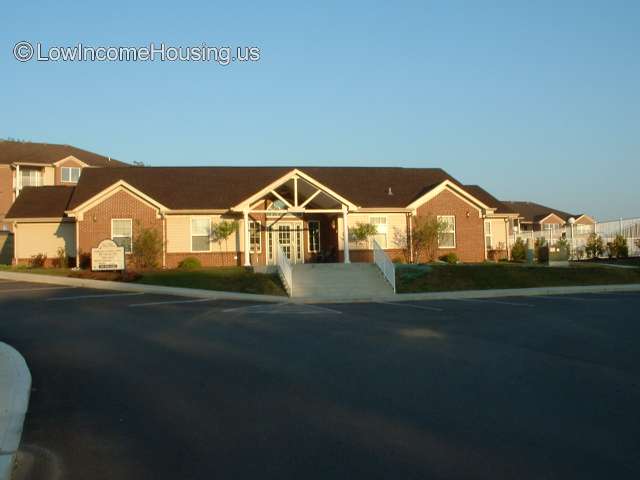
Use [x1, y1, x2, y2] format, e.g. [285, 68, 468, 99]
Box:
[2, 1, 638, 220]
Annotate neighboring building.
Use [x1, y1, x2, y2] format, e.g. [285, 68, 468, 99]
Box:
[463, 186, 519, 260]
[0, 140, 128, 231]
[6, 166, 507, 267]
[502, 201, 596, 237]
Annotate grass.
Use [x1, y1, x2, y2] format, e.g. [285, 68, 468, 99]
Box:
[134, 267, 286, 296]
[0, 265, 287, 296]
[578, 257, 640, 267]
[396, 262, 640, 293]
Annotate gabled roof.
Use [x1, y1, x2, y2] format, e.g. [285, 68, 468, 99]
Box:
[463, 185, 515, 214]
[0, 140, 128, 167]
[5, 186, 75, 219]
[67, 166, 464, 210]
[502, 201, 578, 223]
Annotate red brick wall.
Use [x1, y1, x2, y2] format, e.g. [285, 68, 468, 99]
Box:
[338, 248, 405, 263]
[165, 252, 244, 268]
[415, 189, 485, 263]
[78, 190, 163, 266]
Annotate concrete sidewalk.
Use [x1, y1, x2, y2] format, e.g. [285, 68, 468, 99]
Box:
[2, 270, 640, 303]
[0, 343, 31, 480]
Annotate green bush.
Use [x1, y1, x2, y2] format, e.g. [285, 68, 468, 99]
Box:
[439, 253, 458, 264]
[607, 234, 628, 259]
[29, 253, 47, 268]
[585, 233, 605, 258]
[178, 257, 202, 269]
[511, 238, 527, 262]
[132, 225, 163, 269]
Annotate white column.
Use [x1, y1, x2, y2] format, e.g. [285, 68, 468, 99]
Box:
[243, 211, 251, 266]
[342, 208, 350, 264]
[15, 164, 20, 198]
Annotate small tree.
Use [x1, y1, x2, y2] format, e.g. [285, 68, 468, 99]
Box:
[132, 225, 163, 269]
[585, 233, 605, 258]
[212, 220, 238, 265]
[511, 238, 526, 262]
[412, 215, 448, 263]
[350, 223, 377, 248]
[607, 234, 628, 259]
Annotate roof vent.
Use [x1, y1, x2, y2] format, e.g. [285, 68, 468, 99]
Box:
[387, 187, 393, 196]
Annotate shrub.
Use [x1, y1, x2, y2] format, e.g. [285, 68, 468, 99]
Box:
[585, 233, 605, 258]
[413, 215, 448, 262]
[511, 238, 527, 262]
[52, 247, 68, 268]
[439, 253, 458, 264]
[350, 223, 378, 248]
[79, 251, 91, 269]
[132, 225, 163, 269]
[607, 234, 628, 259]
[29, 253, 47, 268]
[178, 257, 202, 269]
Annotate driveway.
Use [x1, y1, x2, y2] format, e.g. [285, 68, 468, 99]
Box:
[1, 279, 639, 479]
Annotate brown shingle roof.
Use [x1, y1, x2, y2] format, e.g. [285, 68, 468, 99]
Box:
[502, 201, 577, 223]
[0, 140, 128, 167]
[5, 186, 75, 219]
[67, 166, 461, 210]
[463, 185, 515, 214]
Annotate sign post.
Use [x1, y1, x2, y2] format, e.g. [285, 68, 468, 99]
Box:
[91, 239, 125, 271]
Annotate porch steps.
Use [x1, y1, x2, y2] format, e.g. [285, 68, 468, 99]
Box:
[291, 263, 393, 299]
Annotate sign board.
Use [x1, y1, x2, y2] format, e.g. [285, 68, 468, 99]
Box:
[91, 239, 125, 271]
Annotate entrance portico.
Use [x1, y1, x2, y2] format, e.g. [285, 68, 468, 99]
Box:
[232, 169, 357, 266]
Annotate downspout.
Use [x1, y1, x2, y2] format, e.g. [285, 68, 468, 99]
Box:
[12, 222, 18, 265]
[483, 214, 488, 261]
[408, 213, 414, 263]
[162, 213, 167, 269]
[75, 217, 80, 269]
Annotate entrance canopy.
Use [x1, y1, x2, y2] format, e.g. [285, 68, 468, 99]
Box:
[232, 169, 357, 265]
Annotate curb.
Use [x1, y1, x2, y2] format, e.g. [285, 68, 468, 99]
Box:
[0, 343, 31, 480]
[0, 271, 286, 303]
[1, 271, 640, 304]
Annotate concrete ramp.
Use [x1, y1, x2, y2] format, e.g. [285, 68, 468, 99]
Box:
[291, 263, 394, 299]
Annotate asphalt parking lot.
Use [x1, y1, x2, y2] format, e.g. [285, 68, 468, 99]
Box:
[1, 278, 639, 480]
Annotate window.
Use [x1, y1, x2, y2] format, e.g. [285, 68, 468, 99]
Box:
[542, 223, 561, 231]
[437, 215, 456, 248]
[369, 216, 387, 248]
[191, 217, 211, 252]
[249, 221, 262, 253]
[484, 220, 492, 249]
[111, 219, 133, 253]
[308, 221, 321, 252]
[576, 224, 593, 235]
[20, 168, 42, 187]
[61, 167, 81, 183]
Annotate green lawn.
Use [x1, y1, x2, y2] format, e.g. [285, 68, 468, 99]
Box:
[134, 267, 286, 296]
[396, 262, 640, 293]
[0, 265, 287, 296]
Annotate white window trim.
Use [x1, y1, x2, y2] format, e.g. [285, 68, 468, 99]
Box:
[249, 220, 262, 254]
[307, 220, 321, 253]
[190, 216, 212, 253]
[368, 215, 388, 249]
[61, 166, 82, 184]
[111, 218, 133, 254]
[437, 215, 456, 249]
[484, 220, 492, 250]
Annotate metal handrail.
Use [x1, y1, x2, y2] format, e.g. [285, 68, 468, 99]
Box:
[276, 244, 293, 296]
[372, 239, 396, 293]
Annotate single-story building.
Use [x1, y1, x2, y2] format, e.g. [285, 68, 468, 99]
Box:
[6, 166, 512, 267]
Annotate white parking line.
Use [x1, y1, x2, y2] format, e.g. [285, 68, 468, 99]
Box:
[223, 303, 343, 315]
[378, 301, 444, 312]
[456, 298, 535, 307]
[222, 303, 286, 313]
[0, 286, 74, 294]
[48, 292, 145, 302]
[129, 298, 216, 308]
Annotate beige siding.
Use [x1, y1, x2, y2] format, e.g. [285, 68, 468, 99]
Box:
[16, 222, 76, 258]
[43, 166, 55, 185]
[488, 218, 509, 250]
[337, 213, 408, 250]
[166, 214, 244, 253]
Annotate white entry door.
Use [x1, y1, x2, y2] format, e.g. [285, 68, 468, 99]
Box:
[268, 222, 304, 264]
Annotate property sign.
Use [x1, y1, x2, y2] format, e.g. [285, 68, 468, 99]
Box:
[91, 239, 125, 271]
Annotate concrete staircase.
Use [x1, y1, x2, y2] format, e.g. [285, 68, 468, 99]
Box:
[291, 263, 394, 299]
